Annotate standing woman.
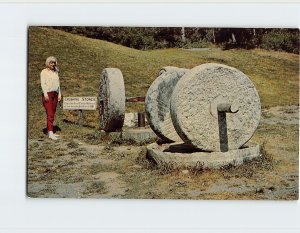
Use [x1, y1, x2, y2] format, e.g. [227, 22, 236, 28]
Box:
[41, 56, 62, 140]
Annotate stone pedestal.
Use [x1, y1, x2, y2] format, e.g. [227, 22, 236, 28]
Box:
[146, 142, 261, 169]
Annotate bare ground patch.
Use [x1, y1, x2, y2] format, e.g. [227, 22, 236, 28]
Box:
[261, 105, 299, 125]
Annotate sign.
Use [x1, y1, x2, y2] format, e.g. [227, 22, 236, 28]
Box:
[63, 97, 97, 110]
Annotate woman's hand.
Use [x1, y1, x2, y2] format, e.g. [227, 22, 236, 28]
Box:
[44, 95, 49, 101]
[58, 96, 61, 102]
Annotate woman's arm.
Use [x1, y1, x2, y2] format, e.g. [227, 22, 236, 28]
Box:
[40, 70, 49, 99]
[58, 80, 62, 101]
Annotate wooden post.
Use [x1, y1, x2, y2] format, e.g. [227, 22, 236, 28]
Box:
[138, 112, 146, 127]
[78, 109, 83, 127]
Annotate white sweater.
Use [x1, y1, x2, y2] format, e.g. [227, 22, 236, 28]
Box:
[40, 68, 61, 98]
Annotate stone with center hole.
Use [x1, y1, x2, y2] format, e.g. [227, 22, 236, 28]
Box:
[170, 63, 261, 152]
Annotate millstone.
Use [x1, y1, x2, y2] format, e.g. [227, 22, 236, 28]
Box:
[145, 67, 189, 142]
[170, 63, 261, 152]
[158, 66, 189, 76]
[99, 68, 125, 132]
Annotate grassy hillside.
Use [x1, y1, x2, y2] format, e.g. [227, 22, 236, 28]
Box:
[28, 27, 299, 138]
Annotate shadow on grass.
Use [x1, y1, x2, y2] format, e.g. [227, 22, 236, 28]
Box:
[62, 119, 96, 129]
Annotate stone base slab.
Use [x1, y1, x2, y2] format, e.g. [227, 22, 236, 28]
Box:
[100, 128, 157, 143]
[146, 142, 261, 169]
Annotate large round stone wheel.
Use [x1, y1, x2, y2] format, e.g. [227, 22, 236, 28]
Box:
[170, 63, 261, 152]
[99, 68, 125, 132]
[145, 67, 188, 142]
[158, 66, 189, 76]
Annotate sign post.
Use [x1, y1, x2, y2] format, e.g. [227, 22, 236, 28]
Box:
[63, 97, 97, 127]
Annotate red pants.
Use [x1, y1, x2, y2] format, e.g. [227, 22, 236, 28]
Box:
[42, 91, 58, 132]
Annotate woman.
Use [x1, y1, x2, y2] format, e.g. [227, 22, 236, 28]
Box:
[41, 56, 62, 140]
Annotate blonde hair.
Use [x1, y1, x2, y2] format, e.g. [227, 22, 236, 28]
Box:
[45, 56, 59, 72]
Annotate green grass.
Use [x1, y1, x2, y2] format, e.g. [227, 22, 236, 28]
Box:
[28, 27, 299, 139]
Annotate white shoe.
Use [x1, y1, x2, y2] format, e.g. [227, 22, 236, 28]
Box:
[48, 131, 59, 140]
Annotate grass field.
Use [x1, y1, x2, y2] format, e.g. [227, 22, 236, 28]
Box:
[27, 27, 299, 200]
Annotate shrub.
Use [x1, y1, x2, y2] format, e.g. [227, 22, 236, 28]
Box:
[261, 29, 299, 54]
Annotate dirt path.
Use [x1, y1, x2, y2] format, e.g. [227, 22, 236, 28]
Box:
[261, 105, 299, 125]
[27, 105, 299, 200]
